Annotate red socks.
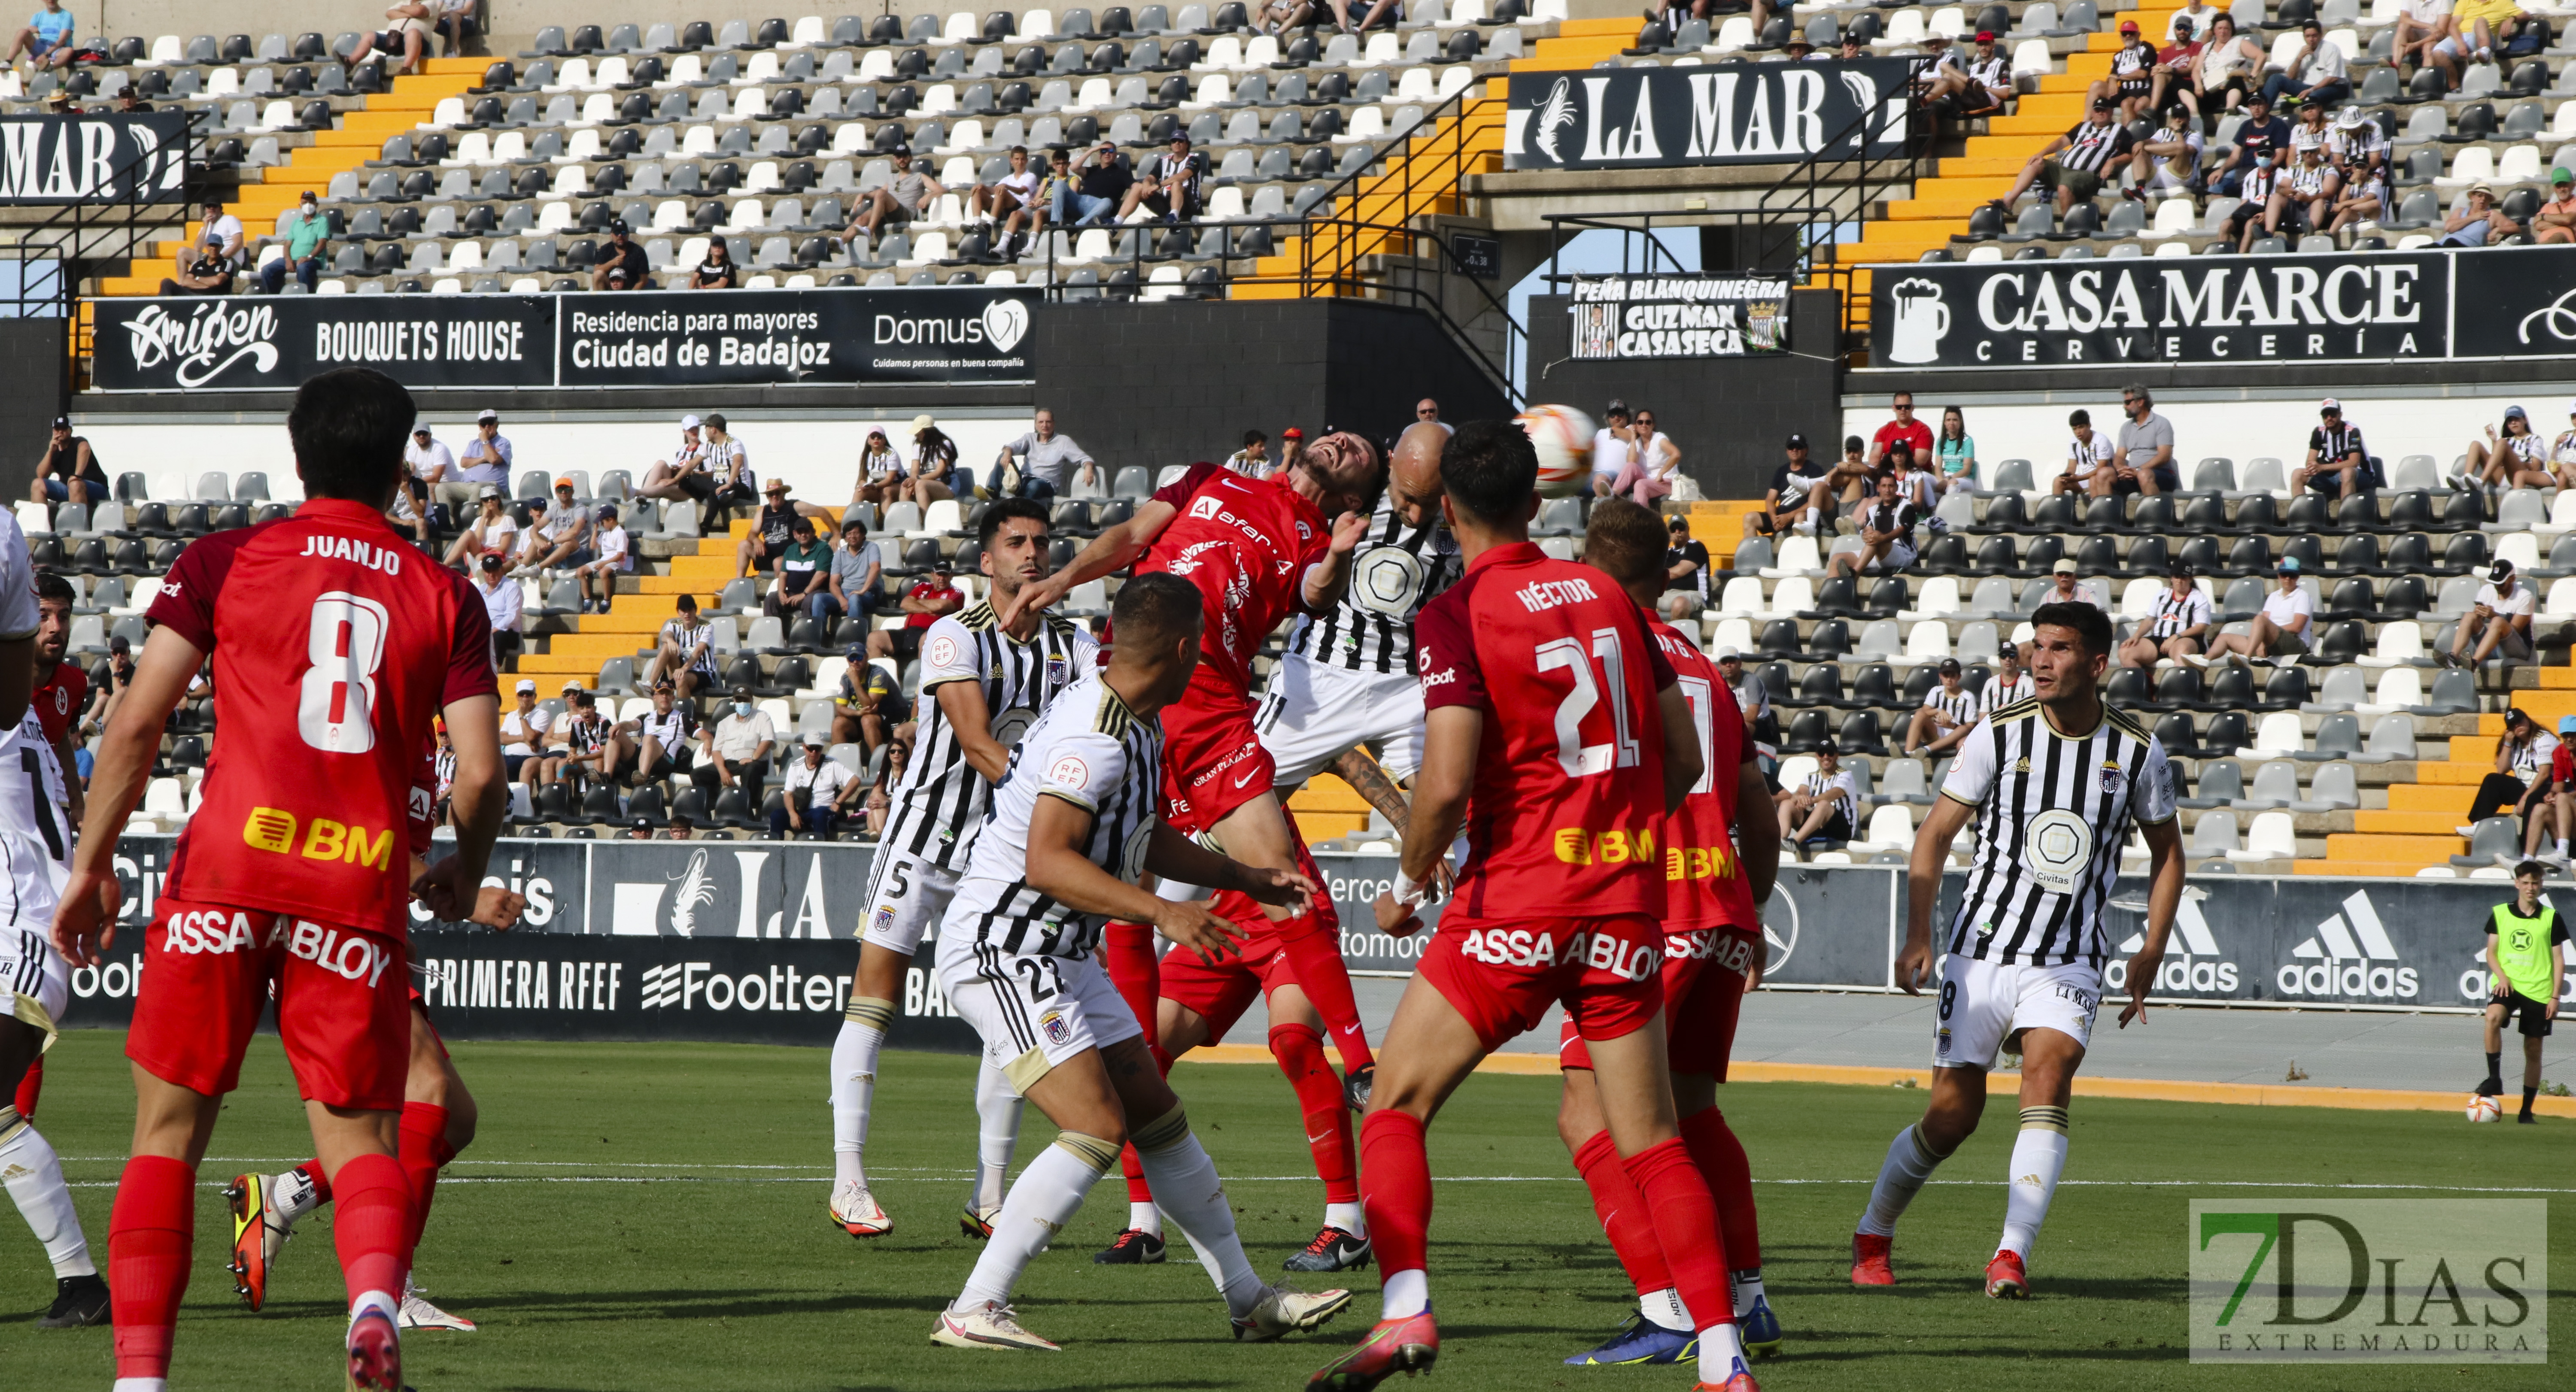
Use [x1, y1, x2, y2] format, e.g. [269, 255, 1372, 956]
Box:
[398, 1101, 453, 1258]
[1116, 1034, 1176, 1206]
[1270, 1023, 1358, 1203]
[1622, 1137, 1735, 1331]
[329, 1152, 412, 1306]
[109, 1154, 195, 1381]
[12, 1053, 39, 1120]
[1680, 1106, 1761, 1271]
[1101, 920, 1166, 1068]
[1358, 1109, 1432, 1281]
[1571, 1129, 1672, 1297]
[1272, 909, 1374, 1073]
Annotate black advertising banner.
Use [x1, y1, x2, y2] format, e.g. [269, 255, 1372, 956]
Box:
[2449, 242, 2576, 360]
[1503, 58, 1912, 171]
[0, 111, 188, 204]
[1569, 273, 1792, 360]
[88, 285, 1038, 392]
[1874, 252, 2448, 369]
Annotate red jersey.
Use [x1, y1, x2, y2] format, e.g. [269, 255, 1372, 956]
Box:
[1136, 462, 1330, 698]
[1415, 542, 1675, 921]
[1871, 418, 1933, 464]
[30, 661, 85, 746]
[1649, 613, 1757, 934]
[902, 581, 961, 630]
[147, 498, 495, 933]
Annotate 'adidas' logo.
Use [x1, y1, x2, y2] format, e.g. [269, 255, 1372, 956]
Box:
[2013, 1173, 2044, 1187]
[2115, 889, 2221, 956]
[2014, 757, 2031, 773]
[2291, 890, 2399, 962]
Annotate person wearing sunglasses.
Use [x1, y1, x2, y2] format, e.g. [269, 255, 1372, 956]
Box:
[1604, 408, 1680, 507]
[1413, 398, 1450, 436]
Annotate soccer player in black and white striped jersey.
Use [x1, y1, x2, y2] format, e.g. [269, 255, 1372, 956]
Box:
[827, 498, 1100, 1241]
[1852, 602, 2183, 1301]
[1902, 658, 1978, 759]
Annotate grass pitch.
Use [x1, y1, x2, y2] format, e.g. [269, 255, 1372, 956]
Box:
[2, 1031, 2567, 1390]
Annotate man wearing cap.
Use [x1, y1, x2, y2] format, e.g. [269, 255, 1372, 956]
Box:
[2213, 89, 2287, 198]
[989, 407, 1098, 501]
[1783, 33, 1818, 60]
[1662, 513, 1712, 621]
[499, 678, 555, 788]
[1775, 740, 1859, 847]
[258, 189, 332, 295]
[2096, 18, 2157, 122]
[472, 549, 525, 668]
[1996, 97, 2138, 215]
[1053, 142, 1132, 229]
[848, 147, 946, 244]
[640, 415, 713, 506]
[456, 409, 513, 496]
[866, 563, 963, 664]
[645, 594, 719, 701]
[403, 424, 455, 518]
[735, 478, 835, 579]
[1904, 658, 1980, 759]
[774, 734, 861, 840]
[2150, 17, 2201, 115]
[519, 477, 595, 574]
[27, 415, 106, 507]
[2119, 566, 2212, 670]
[2534, 169, 2576, 245]
[2451, 559, 2536, 669]
[2292, 399, 2373, 500]
[696, 685, 779, 804]
[542, 687, 629, 792]
[1122, 130, 1209, 223]
[769, 515, 834, 619]
[2126, 103, 2205, 198]
[2441, 182, 2521, 248]
[1744, 433, 1826, 540]
[2044, 556, 2105, 613]
[618, 679, 701, 785]
[2195, 557, 2312, 667]
[590, 219, 653, 291]
[1976, 641, 2033, 718]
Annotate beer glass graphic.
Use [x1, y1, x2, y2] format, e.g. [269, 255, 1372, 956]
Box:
[1884, 278, 1950, 364]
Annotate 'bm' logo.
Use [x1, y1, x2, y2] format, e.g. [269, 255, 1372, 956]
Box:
[243, 807, 394, 870]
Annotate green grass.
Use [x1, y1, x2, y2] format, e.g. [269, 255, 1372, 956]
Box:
[3, 1031, 2568, 1390]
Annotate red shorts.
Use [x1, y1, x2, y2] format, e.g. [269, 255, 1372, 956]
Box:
[125, 897, 412, 1111]
[1558, 927, 1757, 1080]
[1159, 683, 1273, 836]
[1421, 913, 1665, 1055]
[1160, 831, 1343, 1044]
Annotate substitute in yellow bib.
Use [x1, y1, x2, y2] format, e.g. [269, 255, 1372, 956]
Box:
[2481, 862, 2567, 1124]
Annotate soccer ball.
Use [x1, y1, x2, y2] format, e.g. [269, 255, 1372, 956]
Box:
[2466, 1094, 2502, 1123]
[1518, 405, 1595, 497]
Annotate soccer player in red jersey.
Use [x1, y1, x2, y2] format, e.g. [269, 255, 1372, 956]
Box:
[52, 368, 513, 1392]
[1309, 421, 1758, 1392]
[1005, 437, 1384, 1261]
[1554, 500, 1783, 1367]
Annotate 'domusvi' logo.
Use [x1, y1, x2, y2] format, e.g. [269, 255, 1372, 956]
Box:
[980, 296, 1028, 352]
[122, 301, 280, 386]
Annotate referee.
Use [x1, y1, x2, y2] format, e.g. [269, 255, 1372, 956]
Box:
[2480, 862, 2566, 1124]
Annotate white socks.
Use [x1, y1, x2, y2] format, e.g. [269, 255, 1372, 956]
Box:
[954, 1132, 1118, 1313]
[351, 1288, 398, 1327]
[972, 1061, 1023, 1213]
[1731, 1268, 1766, 1319]
[1858, 1123, 1949, 1237]
[1131, 1108, 1265, 1317]
[1697, 1319, 1750, 1386]
[1127, 1200, 1163, 1238]
[1639, 1286, 1690, 1332]
[112, 1380, 167, 1392]
[1381, 1268, 1429, 1320]
[0, 1110, 94, 1278]
[1999, 1107, 2070, 1260]
[832, 999, 895, 1189]
[1326, 1200, 1367, 1239]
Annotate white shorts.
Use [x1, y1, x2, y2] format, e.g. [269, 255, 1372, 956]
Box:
[1932, 953, 2100, 1069]
[934, 932, 1141, 1093]
[1255, 653, 1428, 785]
[2, 925, 68, 1045]
[859, 845, 961, 955]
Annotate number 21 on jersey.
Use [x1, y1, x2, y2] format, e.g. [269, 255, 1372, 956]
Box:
[1537, 627, 1640, 776]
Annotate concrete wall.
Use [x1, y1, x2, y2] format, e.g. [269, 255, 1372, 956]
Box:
[0, 320, 70, 500]
[68, 1, 1069, 45]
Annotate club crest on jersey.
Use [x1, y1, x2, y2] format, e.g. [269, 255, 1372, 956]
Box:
[872, 906, 896, 935]
[2099, 760, 2125, 796]
[1045, 654, 1068, 686]
[1040, 1011, 1072, 1046]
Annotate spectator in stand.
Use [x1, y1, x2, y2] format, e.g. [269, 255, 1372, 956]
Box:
[1977, 641, 2033, 716]
[2534, 169, 2576, 245]
[456, 407, 513, 496]
[2523, 718, 2576, 862]
[820, 518, 882, 625]
[1924, 30, 2011, 126]
[1606, 406, 1679, 507]
[1929, 406, 1978, 496]
[1120, 130, 1209, 222]
[2215, 90, 2289, 197]
[1996, 97, 2136, 215]
[2118, 564, 2212, 669]
[848, 147, 946, 243]
[2325, 150, 2389, 236]
[1775, 739, 1859, 846]
[735, 479, 835, 578]
[2113, 385, 2177, 495]
[664, 814, 699, 841]
[2191, 14, 2266, 117]
[1662, 514, 1710, 621]
[972, 146, 1045, 260]
[687, 237, 739, 290]
[576, 505, 629, 615]
[1416, 398, 1451, 435]
[431, 0, 476, 55]
[1835, 31, 1865, 61]
[2260, 143, 2336, 249]
[851, 428, 905, 509]
[2149, 18, 2200, 118]
[988, 407, 1097, 500]
[2441, 0, 2526, 70]
[405, 424, 454, 517]
[589, 221, 653, 291]
[1276, 426, 1307, 479]
[2396, 0, 2458, 88]
[2193, 556, 2312, 667]
[517, 477, 594, 574]
[2041, 555, 2107, 612]
[1904, 658, 1979, 758]
[2292, 398, 2376, 498]
[2550, 401, 2576, 486]
[28, 415, 106, 506]
[2227, 147, 2287, 249]
[541, 690, 627, 792]
[867, 564, 964, 663]
[645, 593, 719, 699]
[618, 680, 698, 785]
[863, 738, 909, 835]
[1224, 430, 1271, 478]
[1259, 0, 1315, 33]
[829, 652, 894, 751]
[1589, 400, 1636, 499]
[2259, 18, 2349, 110]
[2465, 707, 2557, 827]
[445, 486, 517, 567]
[6, 0, 74, 69]
[1815, 434, 1875, 527]
[905, 414, 960, 510]
[626, 817, 656, 840]
[2098, 19, 2158, 123]
[2463, 404, 2552, 491]
[1885, 440, 1939, 513]
[2441, 183, 2522, 248]
[1743, 433, 1826, 539]
[384, 481, 429, 544]
[769, 515, 832, 618]
[162, 215, 241, 297]
[499, 679, 553, 787]
[1826, 470, 1922, 580]
[702, 414, 757, 517]
[2449, 558, 2535, 668]
[640, 414, 712, 506]
[259, 190, 331, 294]
[2327, 104, 2390, 194]
[1717, 647, 1779, 784]
[472, 549, 523, 667]
[774, 734, 862, 840]
[347, 1, 437, 77]
[1052, 142, 1131, 228]
[80, 634, 134, 744]
[695, 685, 779, 803]
[1871, 390, 1934, 466]
[2126, 104, 2204, 198]
[2057, 409, 2115, 496]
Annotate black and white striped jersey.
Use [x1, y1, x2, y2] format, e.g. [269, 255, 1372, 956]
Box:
[2146, 588, 2212, 640]
[946, 676, 1163, 959]
[1920, 684, 1977, 727]
[1802, 767, 1859, 830]
[1977, 672, 2033, 716]
[1940, 700, 2176, 968]
[1282, 491, 1459, 676]
[880, 603, 1100, 872]
[0, 710, 71, 928]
